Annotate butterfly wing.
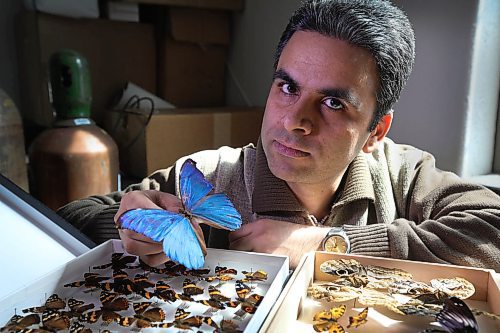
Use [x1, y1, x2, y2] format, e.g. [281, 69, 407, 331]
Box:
[179, 159, 213, 210]
[180, 159, 242, 230]
[161, 217, 205, 270]
[190, 193, 242, 230]
[436, 297, 478, 333]
[118, 208, 185, 242]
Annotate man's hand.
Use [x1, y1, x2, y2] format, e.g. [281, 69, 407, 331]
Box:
[114, 190, 205, 267]
[228, 218, 330, 268]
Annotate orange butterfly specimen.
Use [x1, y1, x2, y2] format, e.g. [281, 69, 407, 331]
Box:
[347, 307, 369, 328]
[208, 285, 231, 302]
[114, 302, 166, 328]
[92, 252, 137, 270]
[312, 305, 347, 333]
[22, 294, 66, 313]
[0, 313, 40, 331]
[241, 270, 268, 282]
[154, 281, 180, 302]
[205, 265, 238, 282]
[313, 304, 346, 322]
[152, 309, 203, 330]
[79, 291, 129, 324]
[185, 267, 211, 277]
[41, 309, 71, 331]
[182, 278, 204, 296]
[63, 272, 108, 290]
[198, 298, 226, 310]
[313, 321, 345, 333]
[66, 298, 95, 318]
[235, 280, 252, 300]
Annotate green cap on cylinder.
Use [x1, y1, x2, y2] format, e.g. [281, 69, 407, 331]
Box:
[49, 49, 92, 119]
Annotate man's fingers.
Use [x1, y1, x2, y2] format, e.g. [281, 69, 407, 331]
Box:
[228, 223, 253, 243]
[118, 229, 163, 256]
[140, 252, 172, 267]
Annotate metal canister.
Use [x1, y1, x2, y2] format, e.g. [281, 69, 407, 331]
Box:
[28, 49, 119, 211]
[0, 89, 29, 192]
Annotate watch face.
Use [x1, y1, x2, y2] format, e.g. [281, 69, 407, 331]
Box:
[324, 236, 348, 253]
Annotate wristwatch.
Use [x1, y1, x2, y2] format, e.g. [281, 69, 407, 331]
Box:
[321, 226, 350, 253]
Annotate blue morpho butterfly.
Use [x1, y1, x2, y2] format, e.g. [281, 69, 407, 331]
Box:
[118, 158, 242, 270]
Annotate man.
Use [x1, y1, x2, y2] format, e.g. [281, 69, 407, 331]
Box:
[58, 0, 500, 271]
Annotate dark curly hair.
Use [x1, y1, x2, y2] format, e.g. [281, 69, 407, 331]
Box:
[274, 0, 415, 130]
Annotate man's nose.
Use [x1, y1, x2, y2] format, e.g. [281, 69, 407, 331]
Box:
[282, 97, 315, 135]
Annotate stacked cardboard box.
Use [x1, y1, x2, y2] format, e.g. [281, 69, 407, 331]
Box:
[107, 106, 263, 178]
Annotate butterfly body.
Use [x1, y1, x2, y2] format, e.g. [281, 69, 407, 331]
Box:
[118, 158, 242, 269]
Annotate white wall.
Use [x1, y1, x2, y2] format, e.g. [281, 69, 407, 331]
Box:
[226, 0, 499, 176]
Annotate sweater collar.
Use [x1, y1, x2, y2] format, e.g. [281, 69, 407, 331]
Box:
[252, 139, 375, 214]
[252, 139, 304, 213]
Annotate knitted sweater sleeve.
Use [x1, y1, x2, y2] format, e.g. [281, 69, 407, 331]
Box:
[387, 153, 500, 271]
[345, 144, 500, 271]
[56, 167, 176, 245]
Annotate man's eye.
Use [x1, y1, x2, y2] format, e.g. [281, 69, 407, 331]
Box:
[324, 97, 344, 110]
[280, 82, 297, 95]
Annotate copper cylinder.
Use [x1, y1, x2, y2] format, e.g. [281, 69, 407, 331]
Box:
[29, 120, 119, 211]
[0, 89, 29, 192]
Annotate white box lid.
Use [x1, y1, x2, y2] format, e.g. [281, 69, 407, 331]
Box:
[0, 174, 94, 300]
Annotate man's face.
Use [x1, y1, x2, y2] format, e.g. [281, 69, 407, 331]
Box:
[261, 31, 380, 186]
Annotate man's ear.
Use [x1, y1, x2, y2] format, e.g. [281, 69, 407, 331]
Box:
[362, 112, 393, 153]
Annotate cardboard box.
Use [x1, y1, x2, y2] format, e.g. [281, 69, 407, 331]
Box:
[156, 7, 230, 107]
[261, 251, 500, 333]
[106, 106, 263, 178]
[0, 240, 289, 332]
[16, 11, 156, 128]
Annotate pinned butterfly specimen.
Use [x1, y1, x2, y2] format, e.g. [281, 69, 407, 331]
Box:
[235, 280, 252, 301]
[21, 294, 66, 314]
[64, 272, 108, 290]
[118, 158, 242, 269]
[231, 282, 264, 315]
[79, 291, 129, 324]
[133, 273, 155, 290]
[347, 307, 369, 328]
[312, 305, 346, 333]
[100, 269, 137, 295]
[154, 280, 180, 303]
[152, 308, 203, 330]
[197, 298, 226, 311]
[208, 285, 231, 303]
[0, 313, 40, 332]
[93, 252, 137, 270]
[205, 265, 238, 282]
[126, 258, 168, 274]
[41, 309, 71, 331]
[69, 321, 92, 333]
[66, 298, 95, 318]
[241, 270, 268, 282]
[115, 302, 166, 328]
[434, 297, 478, 333]
[182, 278, 205, 296]
[185, 267, 211, 277]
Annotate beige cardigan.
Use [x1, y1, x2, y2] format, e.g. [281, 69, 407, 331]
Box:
[58, 138, 500, 271]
